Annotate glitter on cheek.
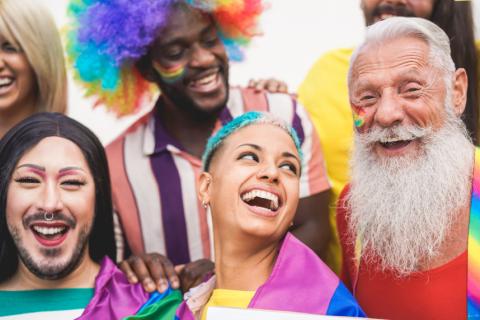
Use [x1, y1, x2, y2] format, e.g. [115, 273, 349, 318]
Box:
[153, 61, 186, 84]
[351, 103, 367, 128]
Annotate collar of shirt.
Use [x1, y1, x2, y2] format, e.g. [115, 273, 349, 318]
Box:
[142, 106, 233, 159]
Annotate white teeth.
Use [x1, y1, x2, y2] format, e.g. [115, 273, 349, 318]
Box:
[241, 189, 279, 210]
[32, 225, 66, 236]
[0, 78, 12, 86]
[379, 13, 394, 20]
[380, 136, 412, 143]
[191, 73, 217, 86]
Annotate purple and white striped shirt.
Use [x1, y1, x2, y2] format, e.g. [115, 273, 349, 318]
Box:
[107, 87, 330, 264]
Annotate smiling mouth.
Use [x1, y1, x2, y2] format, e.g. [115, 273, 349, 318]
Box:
[241, 189, 280, 212]
[187, 70, 222, 93]
[30, 223, 70, 247]
[378, 137, 414, 150]
[376, 13, 395, 21]
[0, 77, 14, 93]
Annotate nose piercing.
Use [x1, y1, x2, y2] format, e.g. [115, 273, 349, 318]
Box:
[44, 211, 54, 221]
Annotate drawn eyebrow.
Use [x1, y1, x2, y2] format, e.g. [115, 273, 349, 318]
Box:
[57, 167, 85, 177]
[17, 164, 45, 171]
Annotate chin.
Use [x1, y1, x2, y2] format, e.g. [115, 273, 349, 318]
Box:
[241, 223, 287, 242]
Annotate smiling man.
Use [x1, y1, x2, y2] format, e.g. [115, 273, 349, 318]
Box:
[0, 113, 156, 319]
[68, 0, 331, 292]
[298, 0, 477, 274]
[336, 17, 479, 319]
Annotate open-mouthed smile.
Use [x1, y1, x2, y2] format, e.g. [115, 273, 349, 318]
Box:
[30, 222, 70, 247]
[240, 188, 282, 217]
[187, 69, 223, 94]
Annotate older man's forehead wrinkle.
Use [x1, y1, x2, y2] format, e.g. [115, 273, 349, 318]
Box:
[355, 52, 427, 76]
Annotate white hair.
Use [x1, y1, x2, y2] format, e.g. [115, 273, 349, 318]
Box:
[348, 17, 455, 89]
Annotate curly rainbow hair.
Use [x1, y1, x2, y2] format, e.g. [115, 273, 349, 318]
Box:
[66, 0, 265, 116]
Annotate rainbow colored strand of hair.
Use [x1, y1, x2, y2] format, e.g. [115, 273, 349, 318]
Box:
[352, 104, 366, 128]
[66, 0, 264, 116]
[153, 62, 186, 84]
[467, 148, 480, 317]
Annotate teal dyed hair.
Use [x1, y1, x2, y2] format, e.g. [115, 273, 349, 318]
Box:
[202, 111, 304, 171]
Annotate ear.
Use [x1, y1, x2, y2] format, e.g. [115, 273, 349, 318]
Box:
[451, 68, 468, 116]
[198, 172, 213, 207]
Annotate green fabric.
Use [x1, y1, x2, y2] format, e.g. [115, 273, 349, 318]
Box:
[124, 289, 182, 320]
[0, 288, 94, 316]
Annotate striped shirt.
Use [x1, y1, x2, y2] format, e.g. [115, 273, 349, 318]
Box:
[107, 87, 330, 264]
[0, 288, 93, 319]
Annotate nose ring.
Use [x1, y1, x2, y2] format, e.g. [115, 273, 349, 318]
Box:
[44, 211, 54, 221]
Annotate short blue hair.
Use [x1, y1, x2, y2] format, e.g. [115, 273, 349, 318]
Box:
[202, 111, 303, 171]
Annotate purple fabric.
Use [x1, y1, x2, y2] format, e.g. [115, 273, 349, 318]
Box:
[77, 257, 149, 319]
[219, 106, 234, 125]
[151, 110, 191, 265]
[151, 151, 191, 265]
[248, 233, 338, 313]
[291, 100, 305, 144]
[153, 109, 184, 153]
[176, 233, 340, 318]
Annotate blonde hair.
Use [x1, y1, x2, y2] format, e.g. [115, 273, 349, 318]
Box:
[0, 0, 67, 113]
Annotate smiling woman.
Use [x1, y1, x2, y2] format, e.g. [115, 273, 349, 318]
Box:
[173, 111, 365, 319]
[0, 0, 67, 139]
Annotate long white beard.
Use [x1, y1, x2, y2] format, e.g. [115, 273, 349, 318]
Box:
[347, 111, 473, 276]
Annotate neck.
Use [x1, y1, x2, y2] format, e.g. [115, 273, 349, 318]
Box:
[157, 96, 220, 158]
[0, 253, 100, 291]
[418, 203, 470, 271]
[0, 103, 36, 139]
[213, 231, 279, 291]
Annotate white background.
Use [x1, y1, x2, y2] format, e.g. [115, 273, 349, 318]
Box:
[40, 0, 479, 144]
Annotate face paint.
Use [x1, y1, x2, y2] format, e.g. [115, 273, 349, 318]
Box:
[153, 61, 186, 84]
[351, 103, 366, 128]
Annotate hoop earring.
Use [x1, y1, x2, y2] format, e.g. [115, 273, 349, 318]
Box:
[202, 201, 209, 209]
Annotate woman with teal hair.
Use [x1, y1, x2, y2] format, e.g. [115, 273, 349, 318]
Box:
[171, 111, 364, 319]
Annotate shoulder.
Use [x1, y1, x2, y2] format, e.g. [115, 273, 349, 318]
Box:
[106, 111, 153, 155]
[228, 86, 299, 119]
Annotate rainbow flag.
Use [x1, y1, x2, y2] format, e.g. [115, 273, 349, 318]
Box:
[124, 287, 183, 320]
[468, 148, 480, 317]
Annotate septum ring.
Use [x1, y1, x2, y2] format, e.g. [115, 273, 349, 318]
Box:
[44, 212, 54, 221]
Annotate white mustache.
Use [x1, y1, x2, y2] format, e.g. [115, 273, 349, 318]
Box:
[358, 125, 432, 145]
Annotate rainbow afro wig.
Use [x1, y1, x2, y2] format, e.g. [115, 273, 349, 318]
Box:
[66, 0, 265, 116]
[202, 111, 304, 171]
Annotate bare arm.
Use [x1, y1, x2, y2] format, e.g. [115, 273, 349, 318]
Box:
[291, 190, 331, 260]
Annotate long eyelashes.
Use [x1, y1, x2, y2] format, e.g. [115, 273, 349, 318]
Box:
[14, 177, 86, 187]
[14, 177, 40, 184]
[61, 180, 86, 186]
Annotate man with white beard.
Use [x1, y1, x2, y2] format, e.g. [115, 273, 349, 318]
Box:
[337, 17, 479, 319]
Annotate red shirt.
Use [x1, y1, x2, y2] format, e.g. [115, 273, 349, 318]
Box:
[337, 186, 467, 320]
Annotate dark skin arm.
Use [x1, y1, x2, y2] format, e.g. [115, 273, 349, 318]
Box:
[120, 254, 214, 293]
[291, 190, 331, 261]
